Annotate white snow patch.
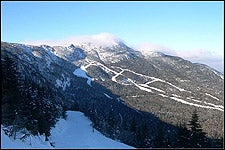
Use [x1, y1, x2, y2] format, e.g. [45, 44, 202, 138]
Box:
[73, 67, 92, 86]
[186, 97, 202, 103]
[1, 128, 52, 149]
[112, 70, 124, 83]
[131, 95, 139, 98]
[55, 74, 71, 91]
[203, 101, 224, 109]
[104, 93, 113, 99]
[164, 81, 186, 92]
[170, 97, 223, 112]
[128, 78, 153, 93]
[148, 86, 165, 93]
[210, 69, 224, 79]
[122, 68, 188, 92]
[158, 94, 168, 98]
[171, 94, 181, 97]
[32, 51, 42, 58]
[139, 84, 165, 93]
[205, 93, 220, 101]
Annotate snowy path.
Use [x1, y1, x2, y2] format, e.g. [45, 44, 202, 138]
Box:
[205, 93, 220, 101]
[170, 97, 224, 112]
[112, 70, 124, 83]
[49, 111, 133, 148]
[81, 60, 223, 112]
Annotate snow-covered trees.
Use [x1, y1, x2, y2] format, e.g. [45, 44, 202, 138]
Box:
[2, 54, 63, 140]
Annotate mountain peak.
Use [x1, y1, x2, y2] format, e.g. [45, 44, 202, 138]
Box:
[65, 33, 123, 48]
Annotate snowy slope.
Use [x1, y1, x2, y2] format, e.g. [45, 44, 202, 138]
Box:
[49, 111, 133, 148]
[1, 126, 52, 149]
[73, 66, 92, 86]
[1, 111, 133, 149]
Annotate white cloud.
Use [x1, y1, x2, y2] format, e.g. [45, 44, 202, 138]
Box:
[178, 50, 224, 73]
[132, 42, 177, 56]
[134, 42, 224, 73]
[24, 33, 123, 47]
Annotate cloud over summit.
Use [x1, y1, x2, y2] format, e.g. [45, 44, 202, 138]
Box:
[25, 33, 123, 47]
[134, 42, 224, 73]
[24, 33, 224, 73]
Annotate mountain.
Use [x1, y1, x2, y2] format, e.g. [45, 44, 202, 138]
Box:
[1, 35, 224, 148]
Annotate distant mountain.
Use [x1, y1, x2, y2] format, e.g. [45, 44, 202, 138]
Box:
[1, 36, 224, 148]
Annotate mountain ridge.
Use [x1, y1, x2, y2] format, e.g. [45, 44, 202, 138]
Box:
[1, 40, 224, 148]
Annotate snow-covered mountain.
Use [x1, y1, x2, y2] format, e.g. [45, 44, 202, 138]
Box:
[1, 34, 224, 148]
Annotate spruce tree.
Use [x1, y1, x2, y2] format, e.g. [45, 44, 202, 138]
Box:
[188, 110, 208, 148]
[2, 55, 25, 137]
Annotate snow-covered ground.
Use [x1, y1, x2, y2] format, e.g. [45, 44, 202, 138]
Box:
[73, 66, 92, 86]
[1, 111, 133, 149]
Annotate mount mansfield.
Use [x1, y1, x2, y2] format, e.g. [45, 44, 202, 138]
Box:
[1, 34, 224, 148]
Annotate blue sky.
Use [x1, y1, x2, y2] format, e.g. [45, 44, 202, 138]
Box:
[1, 1, 224, 72]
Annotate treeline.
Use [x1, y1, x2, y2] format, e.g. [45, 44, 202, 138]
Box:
[1, 55, 64, 140]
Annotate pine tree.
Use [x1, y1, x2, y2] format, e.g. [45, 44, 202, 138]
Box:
[2, 55, 26, 137]
[2, 55, 61, 139]
[188, 110, 208, 148]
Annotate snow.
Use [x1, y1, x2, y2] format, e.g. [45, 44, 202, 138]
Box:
[112, 70, 124, 83]
[1, 111, 133, 149]
[158, 94, 168, 98]
[83, 61, 188, 94]
[147, 86, 165, 93]
[203, 101, 224, 109]
[127, 78, 153, 93]
[75, 61, 223, 112]
[186, 97, 202, 103]
[163, 81, 186, 92]
[32, 51, 42, 58]
[121, 68, 188, 92]
[50, 111, 133, 148]
[55, 74, 71, 91]
[1, 127, 52, 149]
[170, 97, 223, 112]
[205, 93, 220, 101]
[73, 66, 92, 86]
[207, 66, 224, 80]
[104, 93, 113, 99]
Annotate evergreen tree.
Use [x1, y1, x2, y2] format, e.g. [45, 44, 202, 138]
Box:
[2, 55, 25, 137]
[188, 110, 208, 148]
[2, 55, 62, 140]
